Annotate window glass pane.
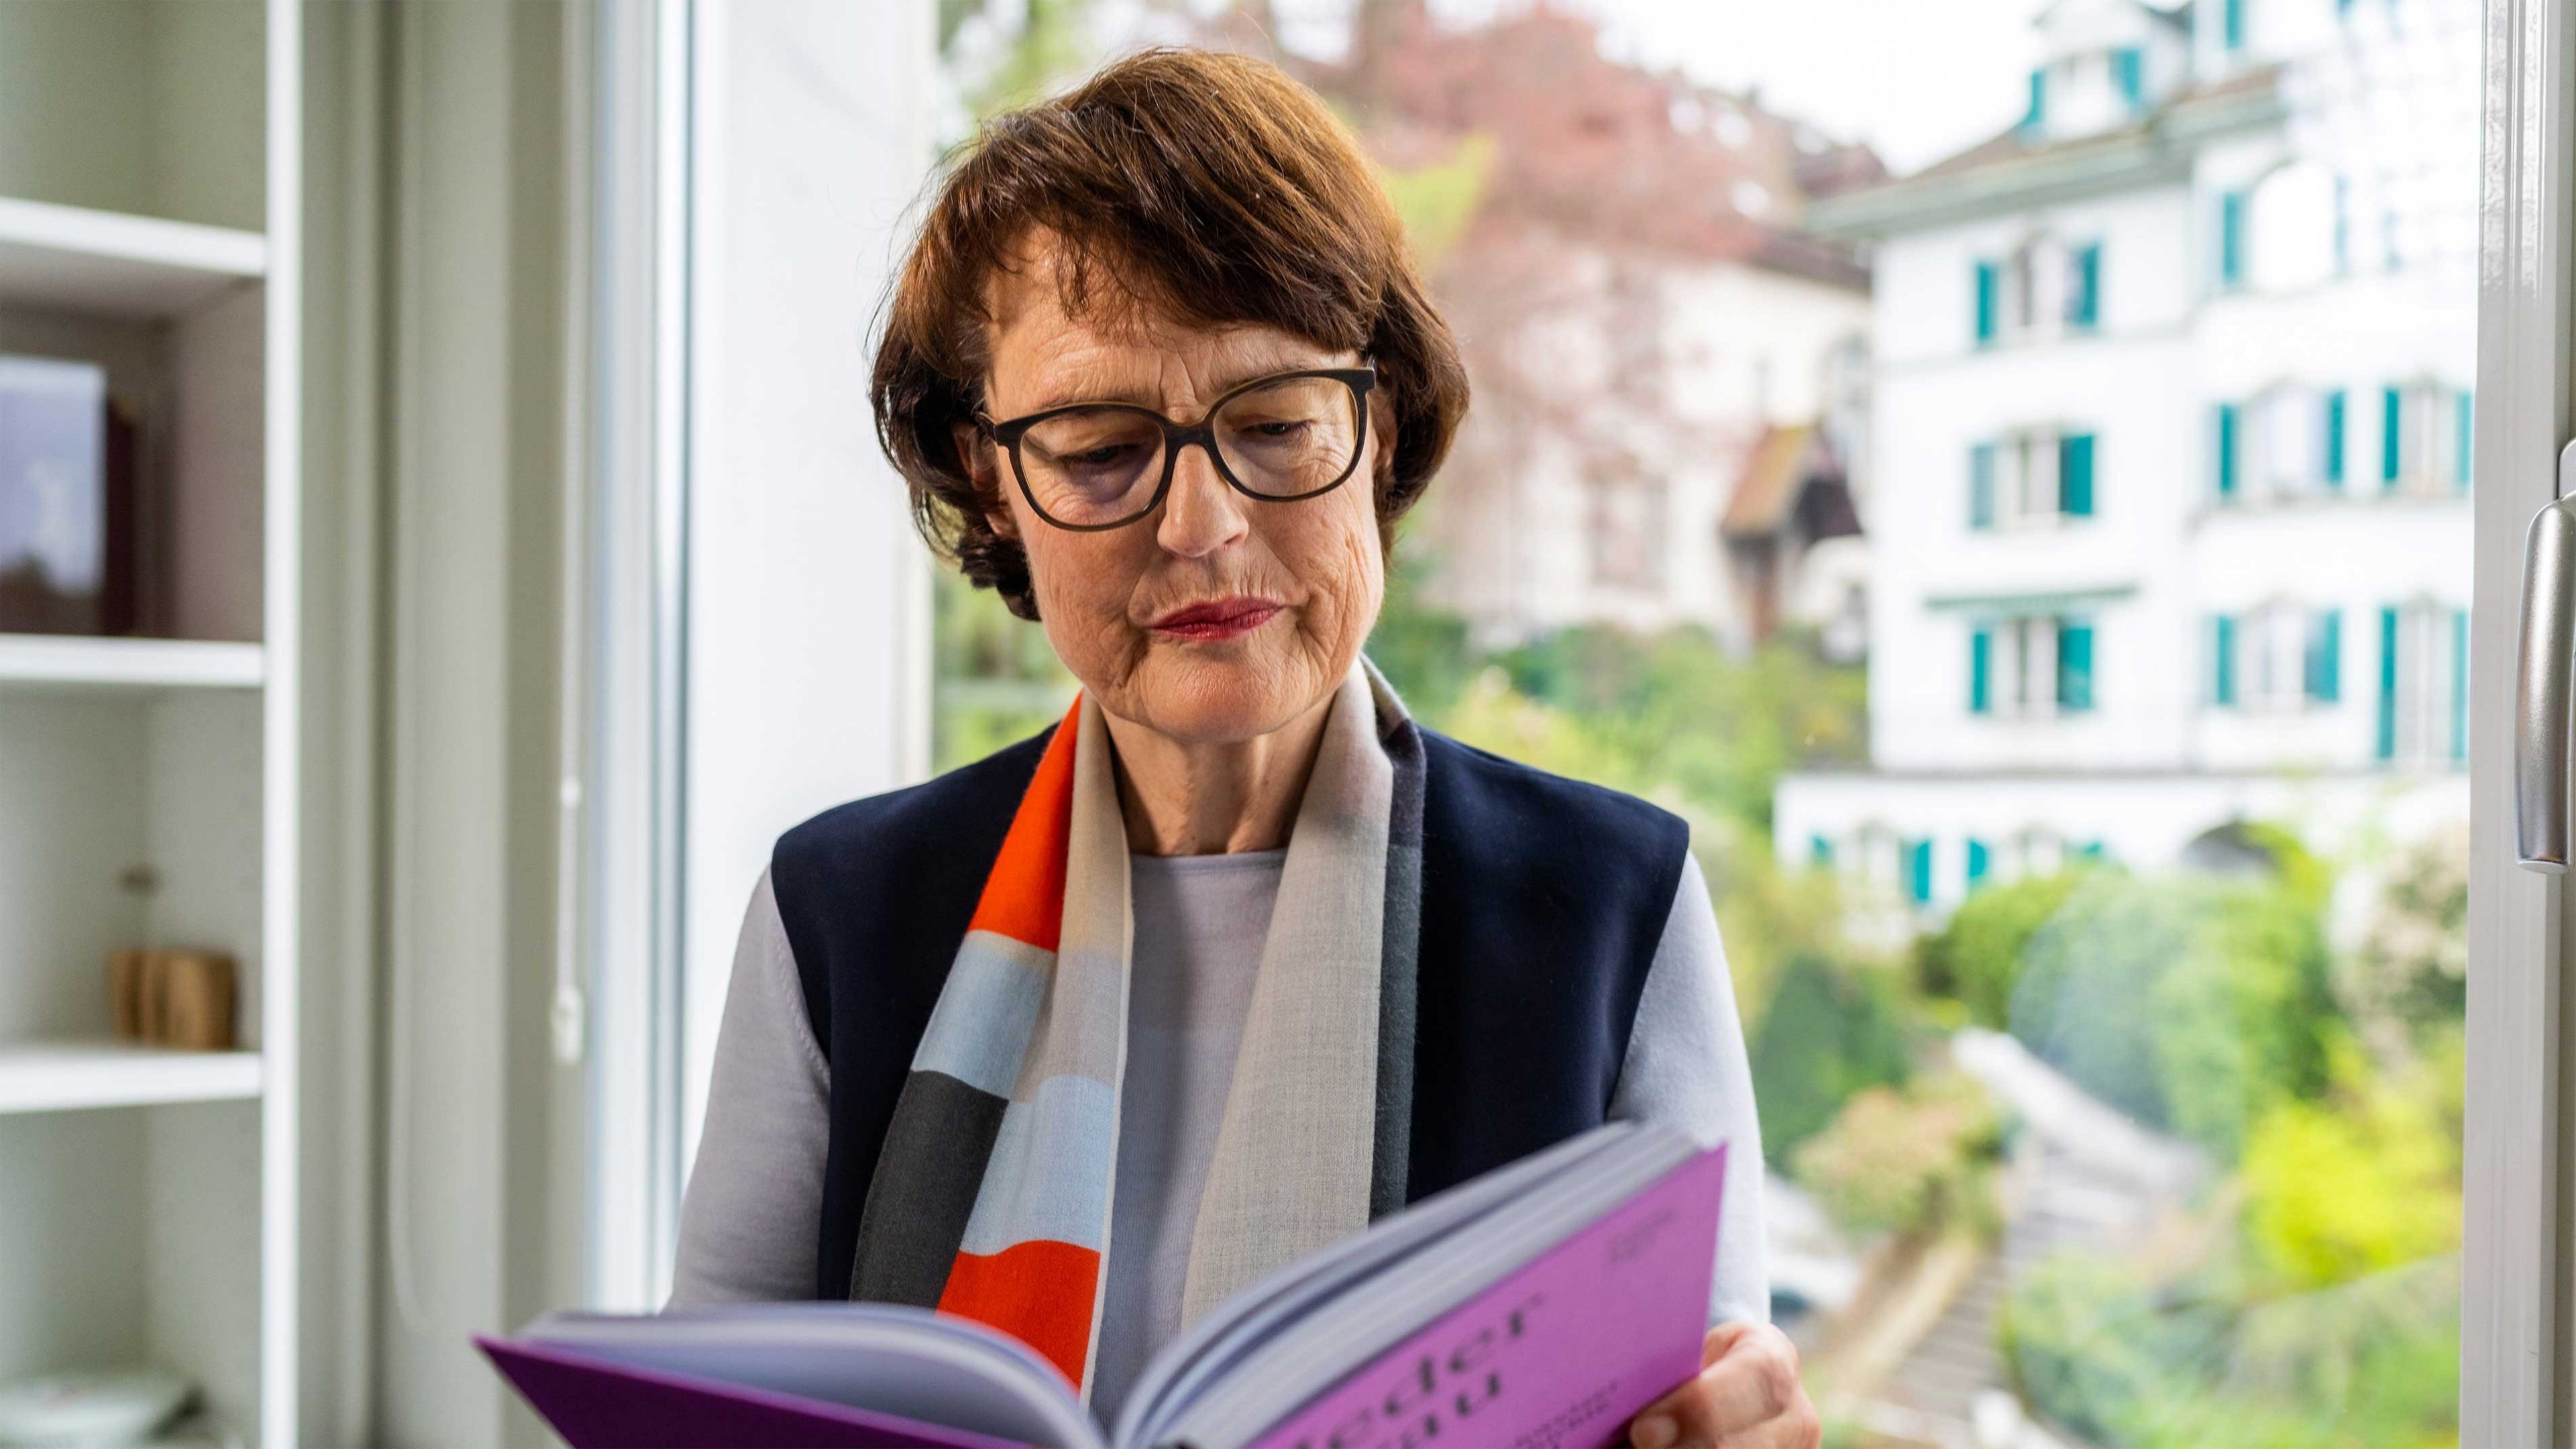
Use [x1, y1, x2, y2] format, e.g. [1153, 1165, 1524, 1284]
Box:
[930, 4, 2472, 1439]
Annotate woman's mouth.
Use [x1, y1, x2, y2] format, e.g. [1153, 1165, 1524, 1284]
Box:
[1147, 596, 1284, 641]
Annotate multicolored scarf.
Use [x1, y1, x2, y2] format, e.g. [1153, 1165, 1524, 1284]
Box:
[846, 659, 1426, 1397]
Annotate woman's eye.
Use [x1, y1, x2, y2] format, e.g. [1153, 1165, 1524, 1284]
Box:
[1246, 420, 1307, 439]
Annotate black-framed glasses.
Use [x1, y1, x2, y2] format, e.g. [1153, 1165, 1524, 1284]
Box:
[975, 365, 1377, 532]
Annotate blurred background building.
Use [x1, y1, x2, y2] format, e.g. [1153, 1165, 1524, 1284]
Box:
[1775, 0, 2475, 911]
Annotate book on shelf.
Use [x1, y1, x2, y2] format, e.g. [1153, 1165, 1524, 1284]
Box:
[0, 352, 146, 637]
[479, 1119, 1728, 1449]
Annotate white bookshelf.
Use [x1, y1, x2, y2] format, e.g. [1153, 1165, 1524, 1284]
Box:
[0, 1041, 263, 1116]
[0, 636, 265, 694]
[0, 196, 266, 320]
[0, 1, 299, 1446]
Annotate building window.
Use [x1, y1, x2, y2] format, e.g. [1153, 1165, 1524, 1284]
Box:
[2113, 47, 2145, 111]
[2223, 0, 2249, 50]
[2025, 68, 2047, 131]
[1970, 429, 2097, 527]
[2247, 162, 2339, 292]
[1971, 614, 2097, 717]
[1966, 837, 1992, 892]
[2216, 386, 2348, 501]
[2377, 600, 2469, 763]
[2380, 380, 2473, 496]
[1974, 235, 2100, 347]
[2212, 603, 2341, 711]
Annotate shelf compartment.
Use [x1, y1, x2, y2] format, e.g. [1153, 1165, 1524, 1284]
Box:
[0, 195, 264, 320]
[0, 635, 264, 694]
[0, 1040, 262, 1116]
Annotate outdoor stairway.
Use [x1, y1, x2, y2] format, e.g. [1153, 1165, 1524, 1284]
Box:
[1878, 1251, 2012, 1425]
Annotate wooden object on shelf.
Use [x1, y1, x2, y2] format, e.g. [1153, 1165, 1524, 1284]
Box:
[107, 949, 148, 1038]
[103, 947, 238, 1050]
[154, 951, 235, 1051]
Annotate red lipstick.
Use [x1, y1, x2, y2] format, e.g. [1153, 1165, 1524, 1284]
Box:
[1148, 596, 1283, 642]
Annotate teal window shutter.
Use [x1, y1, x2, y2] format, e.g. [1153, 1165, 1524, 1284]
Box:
[2377, 606, 2400, 759]
[2456, 390, 2474, 488]
[2323, 390, 2346, 485]
[2214, 614, 2237, 705]
[2077, 840, 2108, 861]
[2114, 48, 2145, 109]
[2382, 386, 2404, 486]
[1907, 840, 1934, 905]
[2219, 191, 2247, 286]
[1810, 834, 1835, 869]
[2069, 243, 2102, 329]
[2025, 69, 2047, 130]
[2056, 619, 2095, 712]
[2224, 0, 2247, 48]
[1974, 261, 2000, 344]
[2215, 402, 2239, 497]
[2060, 433, 2096, 517]
[1970, 626, 1994, 714]
[1970, 443, 1998, 528]
[2451, 607, 2469, 761]
[2305, 608, 2341, 702]
[1966, 839, 1992, 890]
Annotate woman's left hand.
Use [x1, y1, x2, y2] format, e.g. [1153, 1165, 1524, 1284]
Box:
[1625, 1322, 1821, 1449]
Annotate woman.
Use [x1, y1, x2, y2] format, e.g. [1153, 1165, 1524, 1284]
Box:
[671, 46, 1818, 1449]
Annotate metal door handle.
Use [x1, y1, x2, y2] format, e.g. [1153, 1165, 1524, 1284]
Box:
[2514, 443, 2576, 871]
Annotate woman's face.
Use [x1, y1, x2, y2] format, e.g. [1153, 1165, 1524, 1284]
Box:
[959, 235, 1391, 745]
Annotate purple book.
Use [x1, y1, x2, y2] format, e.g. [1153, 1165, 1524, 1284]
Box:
[480, 1122, 1727, 1449]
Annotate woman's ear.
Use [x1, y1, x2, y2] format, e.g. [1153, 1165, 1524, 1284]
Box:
[951, 419, 1022, 541]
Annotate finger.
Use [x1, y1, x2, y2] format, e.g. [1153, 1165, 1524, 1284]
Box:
[1695, 1324, 1805, 1436]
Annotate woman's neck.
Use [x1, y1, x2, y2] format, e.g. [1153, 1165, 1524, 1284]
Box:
[1100, 691, 1336, 856]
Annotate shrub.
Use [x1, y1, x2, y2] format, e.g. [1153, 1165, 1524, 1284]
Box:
[1746, 951, 1917, 1169]
[1915, 869, 2088, 1028]
[1792, 1071, 2004, 1239]
[2008, 872, 2337, 1160]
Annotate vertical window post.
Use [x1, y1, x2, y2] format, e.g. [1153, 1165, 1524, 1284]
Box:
[1970, 441, 1997, 529]
[2456, 390, 2474, 488]
[2324, 389, 2346, 486]
[2218, 191, 2247, 287]
[2306, 608, 2341, 702]
[2377, 604, 2400, 759]
[1974, 260, 2000, 346]
[2215, 402, 2239, 497]
[2060, 432, 2096, 517]
[2382, 384, 2405, 487]
[2056, 617, 2095, 712]
[2214, 614, 2238, 705]
[1970, 625, 1994, 714]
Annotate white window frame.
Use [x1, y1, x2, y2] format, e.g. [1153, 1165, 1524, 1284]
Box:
[2462, 0, 2571, 1436]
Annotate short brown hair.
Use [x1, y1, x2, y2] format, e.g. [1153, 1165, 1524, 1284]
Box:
[871, 46, 1470, 620]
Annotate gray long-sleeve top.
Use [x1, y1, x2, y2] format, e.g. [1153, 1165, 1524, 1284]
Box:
[668, 848, 1769, 1421]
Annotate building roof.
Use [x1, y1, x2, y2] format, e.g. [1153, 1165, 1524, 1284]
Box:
[1723, 423, 1834, 538]
[1808, 64, 2284, 239]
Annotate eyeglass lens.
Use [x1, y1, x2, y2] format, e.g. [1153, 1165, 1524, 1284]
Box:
[1015, 376, 1363, 527]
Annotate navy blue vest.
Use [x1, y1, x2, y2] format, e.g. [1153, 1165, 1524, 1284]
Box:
[767, 725, 1690, 1301]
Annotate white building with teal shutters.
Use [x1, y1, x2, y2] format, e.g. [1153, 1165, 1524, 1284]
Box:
[1774, 0, 2474, 912]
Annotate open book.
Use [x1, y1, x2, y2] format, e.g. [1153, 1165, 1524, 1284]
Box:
[478, 1121, 1727, 1449]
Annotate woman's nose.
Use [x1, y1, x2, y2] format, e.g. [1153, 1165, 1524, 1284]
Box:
[1155, 442, 1251, 559]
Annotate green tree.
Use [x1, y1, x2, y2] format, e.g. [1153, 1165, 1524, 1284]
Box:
[1914, 869, 2088, 1028]
[1746, 951, 1917, 1169]
[2009, 871, 2337, 1160]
